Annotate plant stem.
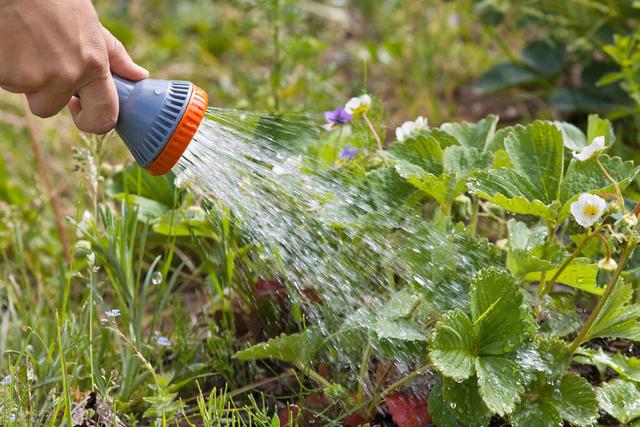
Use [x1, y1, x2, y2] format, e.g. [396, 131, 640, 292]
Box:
[362, 112, 384, 151]
[56, 313, 73, 427]
[382, 363, 431, 396]
[539, 230, 598, 297]
[568, 240, 636, 355]
[302, 366, 334, 389]
[536, 221, 557, 296]
[357, 343, 372, 402]
[596, 157, 624, 212]
[468, 197, 480, 236]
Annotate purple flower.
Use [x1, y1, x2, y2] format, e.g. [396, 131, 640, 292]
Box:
[156, 336, 171, 347]
[323, 108, 352, 130]
[0, 375, 11, 385]
[339, 145, 358, 161]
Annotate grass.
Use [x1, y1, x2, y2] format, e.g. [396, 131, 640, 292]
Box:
[0, 0, 525, 424]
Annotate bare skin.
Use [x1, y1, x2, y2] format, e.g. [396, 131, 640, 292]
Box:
[0, 0, 148, 134]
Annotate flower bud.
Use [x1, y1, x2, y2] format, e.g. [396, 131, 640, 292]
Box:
[454, 194, 472, 218]
[597, 257, 618, 272]
[607, 201, 621, 214]
[623, 213, 638, 228]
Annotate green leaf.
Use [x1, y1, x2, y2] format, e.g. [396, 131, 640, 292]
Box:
[587, 114, 616, 148]
[504, 122, 564, 204]
[443, 146, 493, 179]
[574, 347, 640, 382]
[556, 375, 598, 426]
[468, 169, 559, 220]
[370, 319, 427, 341]
[597, 379, 640, 424]
[441, 115, 499, 152]
[387, 135, 443, 175]
[365, 167, 416, 210]
[379, 288, 421, 319]
[521, 40, 566, 76]
[476, 356, 525, 415]
[506, 219, 565, 277]
[115, 194, 170, 223]
[402, 171, 464, 210]
[428, 380, 466, 427]
[429, 310, 476, 381]
[583, 280, 640, 342]
[510, 374, 596, 427]
[107, 164, 178, 208]
[508, 219, 547, 250]
[234, 329, 322, 367]
[469, 268, 531, 355]
[487, 126, 513, 153]
[152, 208, 218, 239]
[442, 377, 492, 426]
[510, 391, 563, 427]
[525, 258, 602, 295]
[554, 121, 587, 151]
[538, 337, 571, 378]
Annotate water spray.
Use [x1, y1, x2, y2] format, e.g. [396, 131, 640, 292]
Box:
[113, 75, 208, 176]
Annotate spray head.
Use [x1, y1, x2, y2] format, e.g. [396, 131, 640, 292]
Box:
[113, 75, 208, 176]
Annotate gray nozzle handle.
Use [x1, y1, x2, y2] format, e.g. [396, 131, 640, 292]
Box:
[112, 74, 193, 167]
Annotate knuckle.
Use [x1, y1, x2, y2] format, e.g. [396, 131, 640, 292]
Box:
[56, 64, 81, 87]
[83, 51, 108, 75]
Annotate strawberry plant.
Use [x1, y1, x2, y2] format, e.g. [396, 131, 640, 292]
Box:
[231, 103, 640, 425]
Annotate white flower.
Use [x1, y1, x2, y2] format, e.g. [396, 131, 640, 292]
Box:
[395, 116, 428, 142]
[344, 94, 371, 117]
[104, 309, 121, 319]
[570, 193, 606, 228]
[572, 136, 606, 161]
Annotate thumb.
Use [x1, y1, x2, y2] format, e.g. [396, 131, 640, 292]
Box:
[102, 27, 149, 81]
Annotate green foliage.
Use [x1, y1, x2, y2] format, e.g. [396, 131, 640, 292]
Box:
[429, 267, 534, 415]
[580, 280, 640, 343]
[574, 347, 640, 382]
[234, 329, 322, 367]
[510, 375, 598, 427]
[388, 116, 499, 213]
[596, 379, 640, 424]
[476, 40, 566, 93]
[469, 119, 639, 223]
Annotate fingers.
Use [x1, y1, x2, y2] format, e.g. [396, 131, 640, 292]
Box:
[68, 73, 119, 134]
[102, 27, 148, 81]
[26, 89, 74, 118]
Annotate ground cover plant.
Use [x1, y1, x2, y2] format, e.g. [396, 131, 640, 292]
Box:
[2, 1, 640, 426]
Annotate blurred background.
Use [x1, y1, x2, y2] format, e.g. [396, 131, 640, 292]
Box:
[0, 0, 517, 261]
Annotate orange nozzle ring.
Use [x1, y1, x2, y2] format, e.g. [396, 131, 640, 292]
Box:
[147, 85, 208, 176]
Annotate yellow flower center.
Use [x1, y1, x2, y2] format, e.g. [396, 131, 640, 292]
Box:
[583, 204, 599, 217]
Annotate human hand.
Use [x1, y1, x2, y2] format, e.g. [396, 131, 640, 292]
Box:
[0, 0, 148, 134]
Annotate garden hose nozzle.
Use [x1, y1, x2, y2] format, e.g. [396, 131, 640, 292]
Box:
[113, 75, 208, 176]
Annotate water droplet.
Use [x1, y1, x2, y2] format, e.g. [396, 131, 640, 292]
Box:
[153, 88, 161, 95]
[151, 271, 163, 285]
